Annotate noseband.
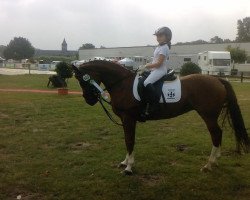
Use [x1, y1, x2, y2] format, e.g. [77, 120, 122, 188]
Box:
[81, 74, 107, 99]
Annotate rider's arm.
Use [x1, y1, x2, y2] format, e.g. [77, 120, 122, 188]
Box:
[145, 54, 165, 69]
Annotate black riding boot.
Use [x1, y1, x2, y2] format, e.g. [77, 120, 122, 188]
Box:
[144, 83, 159, 116]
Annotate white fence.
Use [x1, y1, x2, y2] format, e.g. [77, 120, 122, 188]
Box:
[0, 62, 57, 75]
[2, 63, 38, 70]
[1, 63, 56, 71]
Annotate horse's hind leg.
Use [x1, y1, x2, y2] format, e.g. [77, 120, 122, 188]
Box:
[201, 117, 222, 172]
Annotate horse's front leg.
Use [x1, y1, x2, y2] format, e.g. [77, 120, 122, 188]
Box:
[118, 115, 136, 175]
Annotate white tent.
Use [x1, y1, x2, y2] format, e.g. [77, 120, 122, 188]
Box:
[118, 58, 135, 67]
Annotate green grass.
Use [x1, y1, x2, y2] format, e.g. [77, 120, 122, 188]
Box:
[0, 74, 80, 90]
[0, 75, 250, 200]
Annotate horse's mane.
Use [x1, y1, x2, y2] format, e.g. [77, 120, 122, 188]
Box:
[82, 59, 122, 66]
[79, 59, 133, 75]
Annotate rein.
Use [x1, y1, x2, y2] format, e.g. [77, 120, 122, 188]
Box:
[97, 72, 134, 127]
[79, 66, 134, 127]
[97, 94, 123, 126]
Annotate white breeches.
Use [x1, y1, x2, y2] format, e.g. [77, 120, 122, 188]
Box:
[143, 68, 167, 87]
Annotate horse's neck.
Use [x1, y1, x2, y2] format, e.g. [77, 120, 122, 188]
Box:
[93, 63, 132, 92]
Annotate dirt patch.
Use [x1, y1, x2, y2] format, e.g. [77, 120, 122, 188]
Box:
[70, 142, 92, 153]
[174, 144, 189, 152]
[15, 193, 44, 200]
[5, 187, 45, 200]
[32, 128, 44, 133]
[41, 143, 55, 150]
[0, 144, 9, 161]
[222, 149, 240, 156]
[138, 174, 164, 187]
[73, 142, 91, 148]
[0, 88, 81, 95]
[0, 112, 10, 119]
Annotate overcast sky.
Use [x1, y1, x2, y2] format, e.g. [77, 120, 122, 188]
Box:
[0, 0, 249, 50]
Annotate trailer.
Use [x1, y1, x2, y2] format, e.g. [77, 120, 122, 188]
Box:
[198, 51, 231, 75]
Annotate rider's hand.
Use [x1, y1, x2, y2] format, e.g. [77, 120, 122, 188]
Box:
[138, 65, 147, 72]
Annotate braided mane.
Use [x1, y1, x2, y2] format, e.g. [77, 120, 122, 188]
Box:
[79, 59, 132, 75]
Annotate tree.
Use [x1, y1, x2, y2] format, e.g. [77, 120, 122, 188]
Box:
[79, 43, 95, 50]
[223, 39, 232, 43]
[35, 55, 76, 64]
[180, 62, 201, 76]
[176, 40, 208, 45]
[55, 61, 73, 80]
[3, 37, 35, 60]
[236, 17, 250, 42]
[226, 46, 247, 63]
[0, 45, 6, 57]
[210, 36, 223, 43]
[191, 40, 208, 44]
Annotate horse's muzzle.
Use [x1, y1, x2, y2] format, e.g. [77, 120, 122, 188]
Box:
[83, 94, 98, 106]
[86, 98, 98, 106]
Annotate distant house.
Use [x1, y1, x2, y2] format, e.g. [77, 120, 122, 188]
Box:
[35, 39, 77, 57]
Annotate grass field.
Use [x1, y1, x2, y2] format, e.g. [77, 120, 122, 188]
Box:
[0, 74, 250, 200]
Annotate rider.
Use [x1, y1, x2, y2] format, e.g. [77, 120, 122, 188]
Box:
[139, 26, 172, 116]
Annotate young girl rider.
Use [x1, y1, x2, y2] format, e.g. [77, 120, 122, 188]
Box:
[139, 26, 172, 116]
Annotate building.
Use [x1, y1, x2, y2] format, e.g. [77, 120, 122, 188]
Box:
[79, 46, 155, 61]
[170, 42, 250, 56]
[62, 38, 67, 53]
[35, 39, 77, 57]
[79, 42, 250, 71]
[79, 42, 250, 60]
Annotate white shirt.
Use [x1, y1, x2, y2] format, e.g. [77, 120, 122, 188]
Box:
[152, 44, 169, 71]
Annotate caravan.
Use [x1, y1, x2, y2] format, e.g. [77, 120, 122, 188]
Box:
[198, 51, 231, 75]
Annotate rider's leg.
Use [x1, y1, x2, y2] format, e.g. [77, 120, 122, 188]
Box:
[143, 68, 166, 87]
[143, 69, 166, 115]
[143, 83, 158, 115]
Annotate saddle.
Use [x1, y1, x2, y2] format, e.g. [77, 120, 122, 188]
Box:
[137, 69, 176, 103]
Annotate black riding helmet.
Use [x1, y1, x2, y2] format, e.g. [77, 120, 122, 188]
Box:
[154, 27, 172, 48]
[154, 27, 172, 41]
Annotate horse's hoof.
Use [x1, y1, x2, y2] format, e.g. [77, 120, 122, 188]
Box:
[118, 163, 127, 168]
[123, 170, 133, 176]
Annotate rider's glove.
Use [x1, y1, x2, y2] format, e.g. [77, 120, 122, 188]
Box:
[138, 65, 147, 73]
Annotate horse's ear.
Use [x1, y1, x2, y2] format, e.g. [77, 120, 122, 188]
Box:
[71, 64, 81, 76]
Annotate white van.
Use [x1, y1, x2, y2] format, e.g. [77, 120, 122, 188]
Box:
[198, 51, 231, 75]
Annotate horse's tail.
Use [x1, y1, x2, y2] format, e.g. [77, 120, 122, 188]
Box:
[219, 78, 249, 153]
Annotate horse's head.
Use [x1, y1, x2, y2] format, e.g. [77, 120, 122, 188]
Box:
[72, 64, 100, 106]
[72, 60, 132, 106]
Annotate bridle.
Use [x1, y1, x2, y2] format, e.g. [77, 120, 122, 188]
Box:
[75, 67, 134, 126]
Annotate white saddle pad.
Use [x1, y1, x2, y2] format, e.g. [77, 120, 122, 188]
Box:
[133, 74, 181, 103]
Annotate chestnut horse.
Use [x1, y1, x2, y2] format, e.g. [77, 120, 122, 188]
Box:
[72, 60, 249, 175]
